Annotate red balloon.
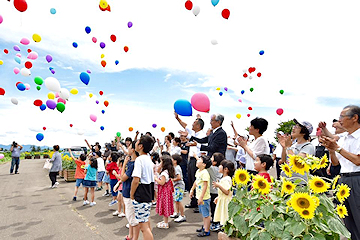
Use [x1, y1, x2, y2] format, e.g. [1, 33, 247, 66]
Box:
[25, 61, 32, 69]
[124, 46, 129, 52]
[101, 60, 106, 67]
[104, 100, 109, 107]
[248, 67, 256, 73]
[0, 88, 5, 95]
[4, 49, 9, 54]
[276, 108, 284, 116]
[14, 0, 28, 12]
[221, 9, 230, 19]
[185, 0, 193, 10]
[110, 34, 116, 42]
[243, 73, 248, 78]
[43, 127, 46, 130]
[257, 72, 262, 77]
[27, 49, 31, 53]
[34, 99, 43, 107]
[99, 91, 103, 95]
[16, 82, 22, 87]
[70, 124, 73, 127]
[248, 107, 252, 110]
[247, 114, 250, 117]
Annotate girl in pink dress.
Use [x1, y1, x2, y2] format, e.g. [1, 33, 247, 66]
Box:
[155, 155, 175, 229]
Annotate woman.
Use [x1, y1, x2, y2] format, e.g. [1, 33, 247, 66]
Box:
[49, 145, 62, 188]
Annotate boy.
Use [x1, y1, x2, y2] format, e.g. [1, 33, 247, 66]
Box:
[254, 154, 274, 182]
[130, 135, 155, 240]
[170, 154, 186, 223]
[189, 154, 212, 237]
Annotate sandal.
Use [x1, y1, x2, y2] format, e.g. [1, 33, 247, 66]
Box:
[197, 231, 210, 237]
[156, 221, 169, 229]
[124, 236, 132, 240]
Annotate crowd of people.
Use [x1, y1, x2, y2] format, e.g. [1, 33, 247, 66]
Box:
[37, 104, 360, 240]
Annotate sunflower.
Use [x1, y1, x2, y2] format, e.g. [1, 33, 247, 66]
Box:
[289, 155, 310, 175]
[336, 204, 348, 218]
[336, 184, 351, 203]
[252, 175, 271, 195]
[233, 169, 250, 185]
[281, 163, 293, 177]
[281, 178, 296, 195]
[318, 155, 329, 169]
[332, 175, 340, 190]
[309, 176, 330, 193]
[312, 196, 320, 208]
[290, 192, 316, 213]
[299, 208, 315, 219]
[286, 200, 292, 207]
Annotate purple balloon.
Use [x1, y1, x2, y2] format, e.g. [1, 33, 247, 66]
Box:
[224, 87, 228, 91]
[152, 124, 157, 128]
[46, 99, 57, 110]
[100, 42, 106, 49]
[51, 69, 55, 74]
[87, 70, 91, 74]
[13, 45, 20, 51]
[128, 21, 133, 28]
[46, 55, 53, 63]
[96, 100, 99, 104]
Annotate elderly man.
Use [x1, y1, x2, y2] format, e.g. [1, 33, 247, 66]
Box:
[320, 105, 360, 239]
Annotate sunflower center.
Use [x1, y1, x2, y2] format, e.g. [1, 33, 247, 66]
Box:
[284, 166, 290, 172]
[302, 210, 310, 215]
[286, 184, 293, 190]
[340, 190, 346, 196]
[294, 160, 305, 169]
[315, 181, 324, 188]
[258, 180, 266, 189]
[339, 208, 343, 214]
[239, 174, 246, 181]
[297, 198, 310, 208]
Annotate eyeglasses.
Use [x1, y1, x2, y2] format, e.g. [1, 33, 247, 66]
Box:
[339, 114, 353, 120]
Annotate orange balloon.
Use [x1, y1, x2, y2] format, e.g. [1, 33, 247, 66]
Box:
[161, 127, 165, 132]
[124, 46, 129, 52]
[101, 60, 106, 67]
[129, 127, 133, 132]
[104, 100, 109, 107]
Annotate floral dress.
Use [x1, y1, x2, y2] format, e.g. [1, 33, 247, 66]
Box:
[156, 170, 174, 217]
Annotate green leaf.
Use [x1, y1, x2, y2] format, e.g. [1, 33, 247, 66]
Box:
[227, 226, 234, 237]
[250, 229, 258, 240]
[281, 231, 293, 240]
[327, 217, 351, 239]
[286, 220, 306, 236]
[294, 179, 302, 184]
[313, 233, 326, 240]
[228, 201, 241, 219]
[249, 212, 263, 227]
[233, 214, 248, 236]
[259, 231, 271, 240]
[236, 188, 246, 199]
[263, 204, 274, 218]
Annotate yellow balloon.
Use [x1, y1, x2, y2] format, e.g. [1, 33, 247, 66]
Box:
[48, 92, 55, 99]
[216, 87, 220, 91]
[100, 0, 108, 8]
[70, 88, 78, 95]
[0, 60, 3, 65]
[101, 54, 105, 58]
[32, 34, 41, 43]
[236, 113, 241, 119]
[89, 93, 93, 98]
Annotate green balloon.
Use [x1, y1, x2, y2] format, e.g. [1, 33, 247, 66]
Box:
[36, 86, 41, 91]
[250, 87, 254, 92]
[56, 102, 65, 113]
[34, 76, 44, 85]
[279, 90, 284, 94]
[116, 132, 121, 137]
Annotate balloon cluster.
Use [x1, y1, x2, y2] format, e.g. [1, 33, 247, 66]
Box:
[174, 93, 210, 116]
[184, 0, 230, 19]
[243, 67, 261, 79]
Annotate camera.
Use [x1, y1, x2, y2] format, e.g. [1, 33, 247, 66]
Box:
[12, 141, 17, 147]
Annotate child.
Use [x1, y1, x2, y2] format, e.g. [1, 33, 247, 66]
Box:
[102, 155, 111, 197]
[113, 154, 126, 218]
[106, 152, 120, 207]
[254, 154, 273, 183]
[150, 152, 161, 206]
[95, 150, 105, 191]
[83, 157, 98, 206]
[170, 137, 181, 155]
[170, 154, 186, 223]
[68, 149, 86, 201]
[155, 155, 175, 229]
[212, 160, 235, 227]
[189, 155, 212, 237]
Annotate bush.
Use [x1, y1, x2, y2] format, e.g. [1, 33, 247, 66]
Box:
[62, 155, 76, 169]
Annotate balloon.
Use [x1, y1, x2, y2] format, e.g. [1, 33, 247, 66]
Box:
[25, 61, 32, 69]
[92, 37, 97, 43]
[59, 88, 70, 100]
[101, 60, 106, 67]
[56, 102, 65, 113]
[27, 49, 31, 53]
[99, 91, 103, 95]
[241, 90, 245, 94]
[0, 60, 3, 65]
[48, 92, 55, 99]
[224, 87, 228, 91]
[45, 77, 61, 92]
[152, 124, 157, 128]
[110, 34, 116, 42]
[4, 49, 8, 54]
[46, 55, 53, 63]
[257, 72, 262, 77]
[259, 50, 264, 55]
[192, 6, 200, 16]
[219, 92, 223, 96]
[211, 0, 219, 7]
[221, 9, 230, 19]
[0, 154, 3, 159]
[85, 26, 91, 34]
[14, 45, 20, 52]
[279, 90, 284, 94]
[46, 99, 57, 110]
[276, 108, 284, 116]
[34, 76, 43, 85]
[36, 86, 41, 91]
[211, 39, 218, 45]
[43, 127, 46, 130]
[99, 0, 108, 9]
[73, 42, 78, 48]
[100, 126, 104, 131]
[20, 38, 30, 45]
[36, 133, 44, 142]
[32, 34, 41, 42]
[70, 124, 73, 127]
[0, 15, 3, 24]
[243, 73, 248, 78]
[248, 107, 253, 110]
[115, 132, 121, 138]
[124, 46, 129, 52]
[104, 100, 109, 107]
[128, 21, 133, 28]
[25, 83, 30, 90]
[27, 52, 38, 60]
[191, 93, 210, 113]
[14, 0, 28, 12]
[101, 110, 105, 114]
[14, 56, 21, 64]
[89, 93, 93, 98]
[249, 76, 253, 80]
[40, 104, 46, 111]
[250, 88, 254, 92]
[174, 99, 192, 116]
[96, 100, 99, 104]
[129, 127, 133, 132]
[57, 98, 66, 105]
[55, 92, 59, 98]
[70, 88, 78, 95]
[235, 113, 242, 119]
[80, 72, 90, 85]
[101, 54, 105, 59]
[87, 70, 91, 74]
[0, 88, 5, 95]
[14, 67, 20, 74]
[216, 87, 220, 91]
[90, 114, 97, 122]
[11, 98, 18, 105]
[185, 0, 193, 10]
[115, 60, 119, 65]
[16, 53, 21, 58]
[100, 42, 106, 49]
[161, 127, 165, 132]
[248, 67, 256, 73]
[34, 99, 42, 107]
[16, 82, 22, 87]
[17, 83, 26, 91]
[50, 69, 55, 74]
[50, 8, 56, 14]
[247, 114, 250, 117]
[238, 99, 242, 103]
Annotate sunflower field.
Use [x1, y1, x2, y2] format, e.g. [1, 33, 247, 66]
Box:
[224, 154, 351, 239]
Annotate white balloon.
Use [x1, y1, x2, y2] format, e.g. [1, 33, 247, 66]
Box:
[59, 88, 70, 100]
[11, 98, 18, 105]
[45, 77, 61, 92]
[25, 83, 31, 90]
[77, 131, 84, 135]
[20, 68, 31, 77]
[249, 76, 253, 80]
[192, 6, 200, 16]
[211, 39, 218, 45]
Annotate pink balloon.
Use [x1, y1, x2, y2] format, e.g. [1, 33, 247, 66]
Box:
[57, 98, 66, 104]
[20, 38, 30, 45]
[27, 52, 38, 60]
[25, 83, 30, 90]
[16, 53, 21, 58]
[90, 114, 97, 122]
[92, 37, 97, 43]
[14, 67, 20, 74]
[55, 92, 59, 98]
[0, 15, 3, 24]
[0, 154, 4, 160]
[238, 99, 242, 103]
[276, 108, 284, 116]
[191, 93, 210, 113]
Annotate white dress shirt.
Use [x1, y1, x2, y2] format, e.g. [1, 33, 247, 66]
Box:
[337, 128, 360, 173]
[186, 126, 206, 156]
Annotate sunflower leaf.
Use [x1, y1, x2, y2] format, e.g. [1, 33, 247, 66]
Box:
[249, 212, 263, 227]
[327, 217, 351, 239]
[233, 214, 248, 236]
[250, 228, 259, 240]
[263, 204, 274, 218]
[286, 220, 306, 236]
[259, 231, 272, 240]
[228, 201, 241, 219]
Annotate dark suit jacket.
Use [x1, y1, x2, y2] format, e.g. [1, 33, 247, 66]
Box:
[190, 127, 227, 157]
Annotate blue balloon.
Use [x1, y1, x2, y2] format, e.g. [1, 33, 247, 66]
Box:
[259, 50, 264, 55]
[40, 104, 46, 111]
[73, 42, 78, 48]
[115, 60, 119, 65]
[85, 26, 91, 34]
[36, 133, 44, 141]
[17, 83, 26, 91]
[101, 110, 105, 114]
[219, 92, 223, 96]
[174, 99, 192, 116]
[14, 56, 21, 64]
[100, 126, 104, 131]
[241, 90, 245, 94]
[50, 8, 56, 14]
[211, 0, 219, 6]
[80, 72, 90, 85]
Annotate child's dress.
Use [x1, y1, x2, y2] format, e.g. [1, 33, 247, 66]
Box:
[156, 170, 174, 217]
[214, 176, 233, 225]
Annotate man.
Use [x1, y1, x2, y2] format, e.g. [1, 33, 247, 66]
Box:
[10, 141, 23, 174]
[320, 105, 360, 239]
[273, 131, 284, 179]
[179, 135, 190, 191]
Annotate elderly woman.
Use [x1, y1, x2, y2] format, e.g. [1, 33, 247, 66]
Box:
[49, 145, 62, 188]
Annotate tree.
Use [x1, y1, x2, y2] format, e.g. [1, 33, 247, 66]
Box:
[36, 146, 41, 152]
[274, 119, 295, 142]
[31, 145, 36, 152]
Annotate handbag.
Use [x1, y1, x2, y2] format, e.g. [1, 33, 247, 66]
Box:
[43, 159, 53, 170]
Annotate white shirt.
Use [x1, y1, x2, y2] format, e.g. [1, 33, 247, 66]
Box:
[170, 146, 181, 155]
[97, 157, 105, 172]
[337, 128, 360, 173]
[273, 142, 283, 159]
[132, 154, 155, 184]
[245, 136, 270, 171]
[186, 126, 206, 156]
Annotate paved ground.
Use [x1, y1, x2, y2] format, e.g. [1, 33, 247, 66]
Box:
[0, 159, 219, 240]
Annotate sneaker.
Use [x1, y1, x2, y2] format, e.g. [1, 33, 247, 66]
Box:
[197, 231, 210, 237]
[102, 191, 110, 197]
[72, 196, 77, 201]
[126, 223, 130, 229]
[109, 200, 118, 207]
[113, 210, 120, 216]
[51, 184, 57, 188]
[170, 212, 179, 218]
[174, 215, 186, 223]
[210, 223, 221, 232]
[118, 212, 126, 218]
[95, 186, 102, 191]
[83, 200, 90, 206]
[152, 201, 156, 205]
[156, 221, 169, 229]
[90, 202, 96, 207]
[10, 173, 14, 175]
[55, 182, 59, 186]
[15, 172, 19, 174]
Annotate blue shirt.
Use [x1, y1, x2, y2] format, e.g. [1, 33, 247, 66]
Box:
[85, 165, 97, 181]
[122, 161, 135, 198]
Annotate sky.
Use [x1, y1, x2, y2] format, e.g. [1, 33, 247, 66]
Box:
[1, 0, 360, 148]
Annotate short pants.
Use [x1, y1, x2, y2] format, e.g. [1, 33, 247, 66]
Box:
[174, 187, 184, 202]
[97, 171, 105, 183]
[132, 200, 151, 223]
[110, 179, 118, 197]
[102, 173, 110, 183]
[83, 180, 97, 188]
[124, 197, 139, 226]
[198, 198, 211, 218]
[75, 178, 85, 187]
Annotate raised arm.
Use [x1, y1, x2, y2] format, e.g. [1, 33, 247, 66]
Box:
[68, 148, 76, 160]
[230, 121, 239, 138]
[84, 139, 92, 151]
[175, 112, 187, 129]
